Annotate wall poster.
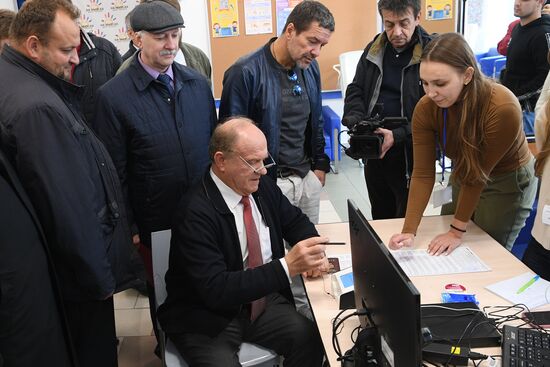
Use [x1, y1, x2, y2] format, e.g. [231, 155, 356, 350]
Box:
[275, 0, 303, 35]
[210, 0, 240, 38]
[425, 0, 453, 21]
[73, 0, 140, 55]
[244, 0, 273, 36]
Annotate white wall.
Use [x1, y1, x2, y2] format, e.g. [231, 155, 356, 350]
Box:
[0, 0, 16, 11]
[464, 0, 516, 53]
[180, 0, 211, 60]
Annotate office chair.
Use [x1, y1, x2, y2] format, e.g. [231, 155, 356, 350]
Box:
[151, 230, 280, 367]
[333, 50, 363, 97]
[333, 50, 364, 168]
[322, 105, 342, 173]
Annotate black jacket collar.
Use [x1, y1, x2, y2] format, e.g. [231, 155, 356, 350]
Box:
[2, 45, 83, 102]
[78, 29, 98, 61]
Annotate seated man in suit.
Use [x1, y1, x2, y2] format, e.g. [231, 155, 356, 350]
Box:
[158, 117, 328, 367]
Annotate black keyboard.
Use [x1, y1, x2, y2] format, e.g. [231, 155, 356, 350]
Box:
[502, 325, 550, 366]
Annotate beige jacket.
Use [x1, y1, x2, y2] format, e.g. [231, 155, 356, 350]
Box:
[532, 103, 550, 248]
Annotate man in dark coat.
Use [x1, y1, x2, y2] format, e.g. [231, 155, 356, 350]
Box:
[93, 0, 216, 353]
[343, 0, 433, 220]
[158, 117, 328, 367]
[73, 29, 122, 125]
[0, 1, 135, 366]
[0, 149, 76, 367]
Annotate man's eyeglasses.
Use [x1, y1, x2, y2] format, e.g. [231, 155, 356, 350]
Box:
[287, 70, 303, 96]
[238, 153, 276, 174]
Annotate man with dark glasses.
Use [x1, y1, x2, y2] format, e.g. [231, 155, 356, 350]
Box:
[220, 0, 334, 225]
[219, 0, 334, 317]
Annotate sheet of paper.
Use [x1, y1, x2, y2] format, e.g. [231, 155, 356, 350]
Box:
[390, 246, 491, 277]
[486, 272, 550, 309]
[326, 253, 352, 271]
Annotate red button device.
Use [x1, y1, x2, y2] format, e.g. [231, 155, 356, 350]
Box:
[444, 283, 466, 292]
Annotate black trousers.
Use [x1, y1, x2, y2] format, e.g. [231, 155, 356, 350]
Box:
[64, 297, 118, 367]
[364, 150, 410, 220]
[522, 237, 550, 281]
[167, 293, 324, 367]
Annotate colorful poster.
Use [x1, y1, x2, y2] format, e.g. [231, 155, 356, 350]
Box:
[275, 0, 303, 35]
[244, 0, 273, 36]
[73, 0, 140, 55]
[425, 0, 453, 21]
[210, 0, 240, 38]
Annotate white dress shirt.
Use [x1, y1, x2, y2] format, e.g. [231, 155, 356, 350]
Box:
[210, 170, 291, 282]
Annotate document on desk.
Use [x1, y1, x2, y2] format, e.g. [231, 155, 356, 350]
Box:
[486, 272, 550, 309]
[391, 246, 491, 277]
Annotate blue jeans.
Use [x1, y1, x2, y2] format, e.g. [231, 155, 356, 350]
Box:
[523, 111, 535, 137]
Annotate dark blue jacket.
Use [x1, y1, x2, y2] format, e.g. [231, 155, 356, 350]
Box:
[158, 171, 318, 337]
[219, 39, 330, 176]
[0, 46, 135, 301]
[94, 55, 216, 235]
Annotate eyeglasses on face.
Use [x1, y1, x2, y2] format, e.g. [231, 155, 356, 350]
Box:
[238, 153, 276, 174]
[287, 70, 303, 96]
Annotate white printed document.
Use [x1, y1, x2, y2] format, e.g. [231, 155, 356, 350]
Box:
[486, 272, 550, 309]
[391, 246, 491, 277]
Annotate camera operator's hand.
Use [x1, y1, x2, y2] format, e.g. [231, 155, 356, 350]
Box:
[374, 128, 394, 158]
[342, 115, 361, 128]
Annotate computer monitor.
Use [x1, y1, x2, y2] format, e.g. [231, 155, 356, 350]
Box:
[348, 199, 422, 366]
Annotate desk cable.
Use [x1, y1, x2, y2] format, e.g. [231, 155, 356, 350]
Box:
[331, 308, 372, 366]
[421, 305, 491, 366]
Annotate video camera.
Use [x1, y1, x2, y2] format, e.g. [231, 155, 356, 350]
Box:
[344, 115, 408, 160]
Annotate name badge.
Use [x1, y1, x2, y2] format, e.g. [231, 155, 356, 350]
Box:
[432, 184, 452, 208]
[543, 205, 550, 226]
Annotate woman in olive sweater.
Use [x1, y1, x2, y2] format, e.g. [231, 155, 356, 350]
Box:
[389, 33, 537, 255]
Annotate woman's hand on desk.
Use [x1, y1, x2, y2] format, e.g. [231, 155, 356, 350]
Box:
[388, 233, 415, 250]
[427, 231, 462, 256]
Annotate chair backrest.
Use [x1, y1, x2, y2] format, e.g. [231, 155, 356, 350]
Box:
[493, 58, 507, 79]
[151, 230, 279, 367]
[151, 229, 172, 309]
[337, 50, 363, 96]
[478, 55, 506, 78]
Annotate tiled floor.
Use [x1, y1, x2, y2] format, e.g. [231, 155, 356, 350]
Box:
[115, 153, 446, 365]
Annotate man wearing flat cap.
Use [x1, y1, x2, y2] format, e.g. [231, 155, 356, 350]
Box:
[93, 0, 216, 348]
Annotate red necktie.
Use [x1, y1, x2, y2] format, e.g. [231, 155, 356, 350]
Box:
[241, 196, 266, 321]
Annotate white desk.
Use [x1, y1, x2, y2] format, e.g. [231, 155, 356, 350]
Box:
[308, 215, 536, 366]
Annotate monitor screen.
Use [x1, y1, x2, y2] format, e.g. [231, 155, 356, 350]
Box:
[348, 199, 422, 366]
